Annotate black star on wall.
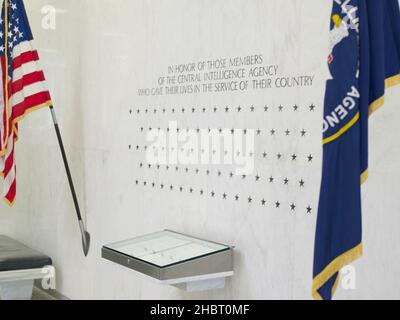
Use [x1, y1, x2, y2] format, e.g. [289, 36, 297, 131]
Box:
[269, 176, 274, 183]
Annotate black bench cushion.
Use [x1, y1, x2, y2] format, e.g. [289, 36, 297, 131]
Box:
[0, 235, 52, 272]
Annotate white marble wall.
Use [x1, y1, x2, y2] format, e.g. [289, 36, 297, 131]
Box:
[0, 0, 399, 300]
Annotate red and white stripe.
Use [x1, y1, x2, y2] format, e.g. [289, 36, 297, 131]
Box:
[0, 39, 52, 205]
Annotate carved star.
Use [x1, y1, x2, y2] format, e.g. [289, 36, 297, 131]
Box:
[293, 104, 299, 111]
[235, 195, 239, 201]
[307, 206, 312, 214]
[269, 176, 274, 183]
[290, 203, 296, 211]
[291, 154, 297, 161]
[309, 104, 316, 111]
[299, 179, 305, 187]
[261, 199, 266, 206]
[275, 201, 281, 208]
[308, 154, 313, 162]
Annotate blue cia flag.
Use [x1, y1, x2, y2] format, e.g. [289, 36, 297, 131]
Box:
[313, 0, 400, 300]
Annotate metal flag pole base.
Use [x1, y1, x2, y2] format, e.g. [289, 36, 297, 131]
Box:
[49, 105, 90, 256]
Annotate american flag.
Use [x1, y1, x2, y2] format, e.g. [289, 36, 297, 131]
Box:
[0, 0, 52, 205]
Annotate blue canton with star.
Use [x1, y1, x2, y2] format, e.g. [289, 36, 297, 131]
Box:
[0, 0, 33, 76]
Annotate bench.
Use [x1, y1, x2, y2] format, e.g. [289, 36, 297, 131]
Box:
[0, 235, 54, 300]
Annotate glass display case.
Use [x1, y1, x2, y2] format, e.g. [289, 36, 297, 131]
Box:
[102, 230, 234, 291]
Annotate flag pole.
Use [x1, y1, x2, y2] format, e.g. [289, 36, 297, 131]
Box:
[49, 105, 90, 256]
